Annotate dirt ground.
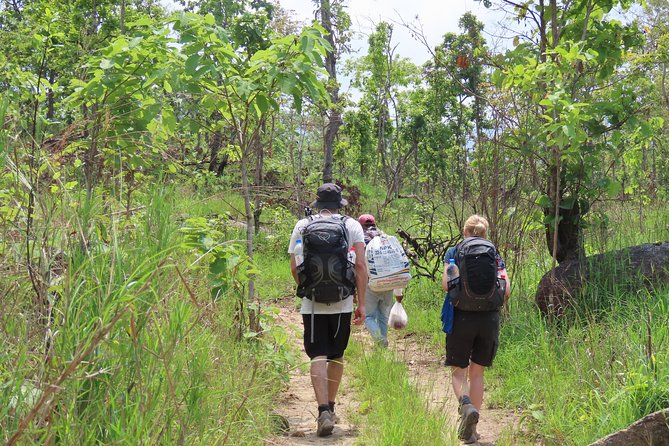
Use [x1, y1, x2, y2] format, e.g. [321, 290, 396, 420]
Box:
[265, 298, 520, 446]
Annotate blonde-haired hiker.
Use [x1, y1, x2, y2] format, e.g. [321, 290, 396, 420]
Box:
[441, 215, 511, 444]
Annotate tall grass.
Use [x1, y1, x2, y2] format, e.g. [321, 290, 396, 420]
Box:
[488, 286, 669, 445]
[348, 342, 457, 445]
[478, 203, 669, 445]
[0, 184, 290, 444]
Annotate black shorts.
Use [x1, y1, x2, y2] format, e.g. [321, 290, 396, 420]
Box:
[445, 310, 500, 368]
[302, 313, 352, 360]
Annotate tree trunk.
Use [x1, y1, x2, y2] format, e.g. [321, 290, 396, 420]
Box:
[253, 126, 264, 235]
[208, 131, 222, 174]
[46, 72, 55, 120]
[541, 0, 584, 266]
[84, 103, 100, 199]
[412, 136, 419, 194]
[320, 0, 341, 183]
[543, 193, 585, 263]
[120, 0, 126, 35]
[239, 141, 255, 320]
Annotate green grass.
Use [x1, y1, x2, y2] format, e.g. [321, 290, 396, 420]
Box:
[347, 342, 457, 445]
[0, 184, 291, 445]
[486, 282, 669, 445]
[5, 174, 669, 445]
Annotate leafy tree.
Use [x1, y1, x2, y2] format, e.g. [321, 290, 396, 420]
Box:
[346, 21, 420, 207]
[0, 0, 166, 119]
[314, 0, 351, 183]
[637, 0, 669, 201]
[172, 12, 330, 306]
[178, 0, 276, 177]
[490, 0, 652, 263]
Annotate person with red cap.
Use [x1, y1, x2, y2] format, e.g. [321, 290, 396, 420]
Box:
[358, 214, 404, 347]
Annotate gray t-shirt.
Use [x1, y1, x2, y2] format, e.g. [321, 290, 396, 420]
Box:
[288, 211, 365, 315]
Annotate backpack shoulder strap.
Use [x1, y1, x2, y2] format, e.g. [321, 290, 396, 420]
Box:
[303, 215, 316, 226]
[339, 215, 350, 244]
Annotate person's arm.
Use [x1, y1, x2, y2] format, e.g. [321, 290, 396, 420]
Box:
[441, 263, 450, 291]
[441, 247, 456, 291]
[290, 255, 298, 284]
[288, 224, 301, 284]
[352, 240, 367, 325]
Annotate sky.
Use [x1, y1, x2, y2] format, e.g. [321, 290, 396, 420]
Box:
[278, 0, 508, 65]
[163, 0, 509, 65]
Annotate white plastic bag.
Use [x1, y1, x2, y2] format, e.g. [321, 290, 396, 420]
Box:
[366, 234, 412, 292]
[388, 302, 408, 330]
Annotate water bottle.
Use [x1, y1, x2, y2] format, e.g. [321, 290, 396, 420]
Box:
[446, 258, 459, 289]
[347, 246, 356, 264]
[294, 239, 304, 266]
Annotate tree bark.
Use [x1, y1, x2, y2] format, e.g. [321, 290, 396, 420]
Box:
[120, 0, 126, 35]
[544, 197, 585, 263]
[320, 0, 342, 183]
[253, 124, 265, 234]
[239, 137, 256, 317]
[208, 130, 228, 176]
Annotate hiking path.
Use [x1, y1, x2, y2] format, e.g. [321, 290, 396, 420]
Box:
[265, 297, 521, 446]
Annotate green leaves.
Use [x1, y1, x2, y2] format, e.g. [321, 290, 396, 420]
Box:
[179, 217, 253, 302]
[536, 195, 553, 208]
[185, 54, 201, 76]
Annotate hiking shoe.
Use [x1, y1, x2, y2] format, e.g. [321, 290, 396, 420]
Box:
[462, 432, 478, 444]
[463, 427, 479, 445]
[331, 410, 340, 424]
[328, 402, 340, 424]
[316, 410, 335, 437]
[457, 402, 479, 441]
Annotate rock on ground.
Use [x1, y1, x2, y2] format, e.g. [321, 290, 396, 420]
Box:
[588, 408, 669, 446]
[535, 242, 669, 315]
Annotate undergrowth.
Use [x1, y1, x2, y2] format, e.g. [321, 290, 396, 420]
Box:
[347, 342, 457, 446]
[0, 185, 290, 444]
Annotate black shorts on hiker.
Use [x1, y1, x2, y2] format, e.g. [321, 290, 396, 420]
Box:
[445, 310, 500, 368]
[303, 313, 352, 360]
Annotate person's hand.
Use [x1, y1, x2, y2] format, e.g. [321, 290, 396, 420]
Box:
[395, 294, 404, 303]
[353, 305, 365, 325]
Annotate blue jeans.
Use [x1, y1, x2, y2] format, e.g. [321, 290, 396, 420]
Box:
[364, 287, 394, 344]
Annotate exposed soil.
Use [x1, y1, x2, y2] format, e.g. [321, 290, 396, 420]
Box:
[265, 303, 358, 446]
[393, 332, 521, 446]
[266, 297, 521, 446]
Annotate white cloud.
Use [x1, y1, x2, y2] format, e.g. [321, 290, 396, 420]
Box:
[280, 0, 505, 65]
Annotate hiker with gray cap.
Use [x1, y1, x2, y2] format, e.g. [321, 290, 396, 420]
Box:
[288, 183, 367, 437]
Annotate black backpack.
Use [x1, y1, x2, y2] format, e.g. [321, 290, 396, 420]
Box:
[449, 237, 506, 311]
[296, 215, 356, 303]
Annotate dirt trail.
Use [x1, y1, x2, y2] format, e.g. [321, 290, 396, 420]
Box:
[393, 333, 520, 446]
[267, 298, 520, 446]
[265, 302, 358, 446]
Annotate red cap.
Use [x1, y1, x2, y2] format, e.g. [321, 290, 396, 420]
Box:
[358, 214, 376, 226]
